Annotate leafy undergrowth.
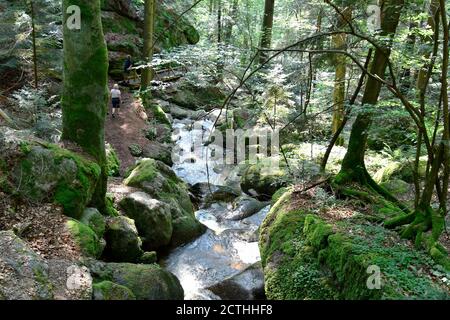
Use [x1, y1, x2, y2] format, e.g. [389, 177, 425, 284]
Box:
[259, 186, 450, 300]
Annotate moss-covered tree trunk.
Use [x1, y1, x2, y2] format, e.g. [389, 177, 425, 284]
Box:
[140, 0, 156, 91]
[331, 7, 351, 146]
[61, 0, 109, 212]
[336, 0, 404, 185]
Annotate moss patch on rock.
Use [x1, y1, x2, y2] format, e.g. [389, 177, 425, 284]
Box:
[93, 280, 136, 300]
[66, 219, 105, 259]
[124, 159, 206, 246]
[259, 189, 450, 300]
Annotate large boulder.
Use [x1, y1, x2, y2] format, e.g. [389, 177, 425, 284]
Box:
[87, 260, 184, 300]
[0, 231, 92, 300]
[225, 195, 269, 221]
[259, 188, 450, 300]
[103, 216, 144, 263]
[124, 159, 206, 247]
[0, 129, 101, 219]
[207, 262, 265, 300]
[167, 81, 226, 110]
[240, 158, 289, 201]
[120, 192, 173, 250]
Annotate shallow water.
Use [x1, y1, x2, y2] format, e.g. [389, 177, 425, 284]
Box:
[163, 115, 270, 300]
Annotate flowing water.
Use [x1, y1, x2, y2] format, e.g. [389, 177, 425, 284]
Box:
[163, 113, 270, 300]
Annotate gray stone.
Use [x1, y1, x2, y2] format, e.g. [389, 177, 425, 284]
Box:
[120, 192, 173, 250]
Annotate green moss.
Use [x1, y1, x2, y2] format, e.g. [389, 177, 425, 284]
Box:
[106, 144, 120, 177]
[93, 281, 136, 300]
[271, 187, 288, 205]
[124, 159, 158, 186]
[260, 189, 450, 300]
[105, 194, 119, 217]
[145, 102, 172, 127]
[66, 219, 104, 258]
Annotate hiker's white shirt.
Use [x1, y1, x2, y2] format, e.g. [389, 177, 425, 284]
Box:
[111, 89, 121, 99]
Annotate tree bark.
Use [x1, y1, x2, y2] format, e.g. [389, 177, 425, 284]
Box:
[259, 0, 275, 64]
[336, 0, 404, 184]
[61, 0, 109, 212]
[224, 0, 239, 43]
[141, 0, 156, 91]
[331, 7, 351, 146]
[29, 0, 38, 89]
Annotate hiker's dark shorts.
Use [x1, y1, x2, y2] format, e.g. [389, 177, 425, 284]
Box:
[112, 98, 121, 109]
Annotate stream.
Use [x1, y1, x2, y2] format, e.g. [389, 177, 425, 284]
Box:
[163, 112, 270, 300]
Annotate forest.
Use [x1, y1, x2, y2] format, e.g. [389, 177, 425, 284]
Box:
[0, 0, 449, 302]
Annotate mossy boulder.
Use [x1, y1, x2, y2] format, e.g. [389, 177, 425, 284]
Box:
[120, 192, 173, 250]
[87, 260, 184, 300]
[373, 157, 428, 184]
[92, 280, 136, 300]
[106, 143, 120, 177]
[140, 251, 158, 264]
[66, 219, 105, 259]
[380, 179, 410, 198]
[259, 188, 450, 300]
[124, 159, 206, 247]
[80, 208, 106, 238]
[168, 81, 226, 110]
[5, 141, 101, 219]
[103, 216, 144, 263]
[240, 158, 289, 201]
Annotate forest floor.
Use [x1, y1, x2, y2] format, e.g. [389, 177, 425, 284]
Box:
[105, 83, 157, 176]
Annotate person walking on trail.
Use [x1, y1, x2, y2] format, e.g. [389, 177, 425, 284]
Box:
[124, 55, 133, 84]
[110, 84, 122, 119]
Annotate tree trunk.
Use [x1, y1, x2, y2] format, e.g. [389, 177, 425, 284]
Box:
[331, 7, 351, 146]
[336, 0, 404, 184]
[61, 0, 109, 212]
[259, 0, 275, 64]
[224, 0, 239, 43]
[29, 0, 38, 89]
[141, 0, 156, 91]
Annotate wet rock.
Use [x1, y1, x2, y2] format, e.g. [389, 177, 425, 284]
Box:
[226, 196, 269, 221]
[103, 216, 144, 263]
[204, 186, 241, 206]
[120, 192, 173, 250]
[208, 262, 265, 300]
[87, 260, 184, 300]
